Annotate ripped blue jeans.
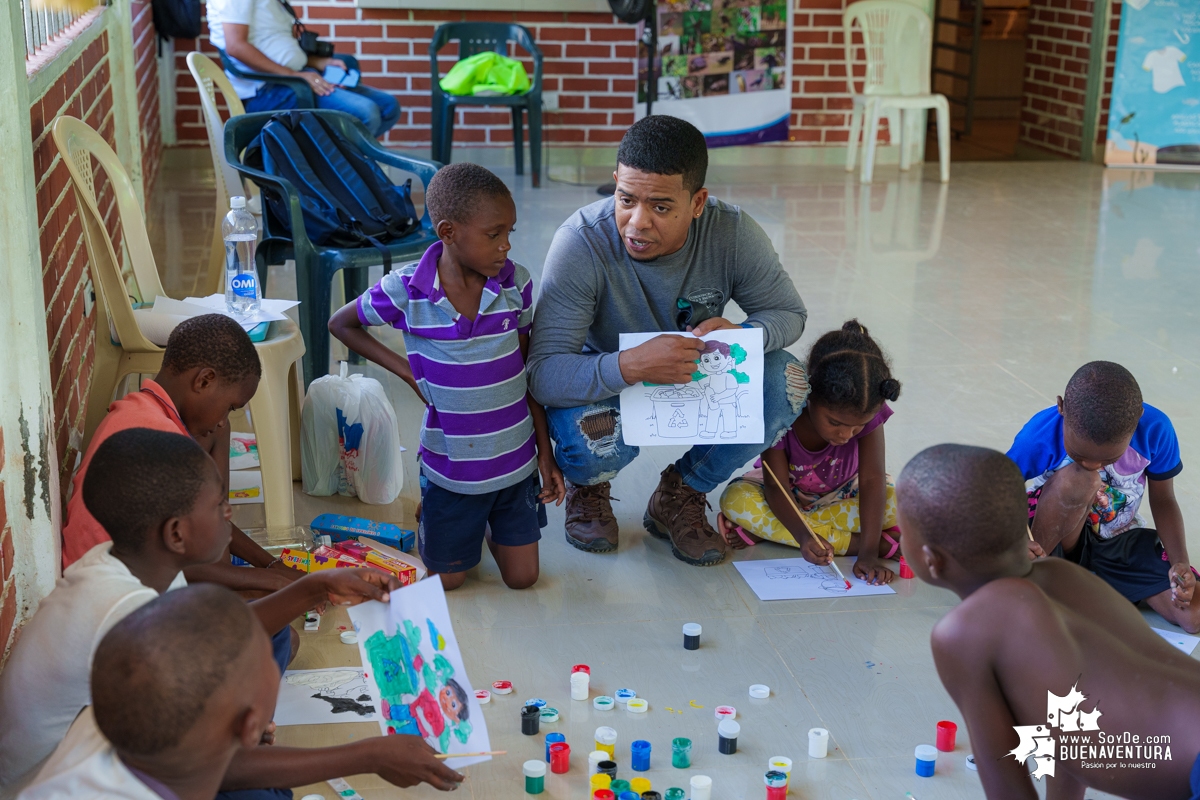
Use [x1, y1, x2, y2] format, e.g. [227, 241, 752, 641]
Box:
[544, 349, 807, 493]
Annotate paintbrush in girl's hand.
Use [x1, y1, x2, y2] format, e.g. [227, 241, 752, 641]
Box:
[762, 461, 852, 590]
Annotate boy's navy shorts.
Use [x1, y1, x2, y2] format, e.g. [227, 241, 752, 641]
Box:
[418, 470, 546, 574]
[1052, 527, 1178, 604]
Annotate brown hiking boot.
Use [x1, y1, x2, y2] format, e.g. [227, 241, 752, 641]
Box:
[643, 465, 727, 566]
[564, 481, 619, 553]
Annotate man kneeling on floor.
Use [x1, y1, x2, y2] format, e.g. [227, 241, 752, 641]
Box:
[897, 443, 1200, 800]
[527, 115, 809, 566]
[0, 428, 463, 797]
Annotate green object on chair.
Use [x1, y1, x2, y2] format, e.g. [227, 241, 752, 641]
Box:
[440, 51, 531, 97]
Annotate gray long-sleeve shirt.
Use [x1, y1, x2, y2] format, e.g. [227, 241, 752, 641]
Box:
[527, 196, 807, 408]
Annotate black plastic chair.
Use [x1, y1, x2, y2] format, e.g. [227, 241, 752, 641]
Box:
[217, 50, 363, 110]
[430, 23, 543, 187]
[224, 110, 440, 387]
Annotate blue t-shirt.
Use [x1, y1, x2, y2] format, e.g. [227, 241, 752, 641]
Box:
[1006, 404, 1182, 539]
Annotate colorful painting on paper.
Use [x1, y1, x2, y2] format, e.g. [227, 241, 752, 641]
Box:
[348, 578, 492, 768]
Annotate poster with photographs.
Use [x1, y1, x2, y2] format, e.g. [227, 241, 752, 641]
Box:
[644, 0, 791, 147]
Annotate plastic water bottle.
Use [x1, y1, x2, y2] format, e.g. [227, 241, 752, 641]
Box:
[222, 196, 260, 314]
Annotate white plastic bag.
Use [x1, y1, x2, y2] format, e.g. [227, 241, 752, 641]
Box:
[302, 362, 403, 504]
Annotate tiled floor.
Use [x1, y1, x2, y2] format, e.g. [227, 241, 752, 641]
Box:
[148, 155, 1200, 800]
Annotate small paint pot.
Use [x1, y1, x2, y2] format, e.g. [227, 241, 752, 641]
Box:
[671, 737, 692, 769]
[521, 705, 541, 736]
[683, 622, 702, 650]
[597, 761, 617, 780]
[525, 698, 548, 709]
[572, 663, 591, 674]
[689, 775, 712, 800]
[589, 750, 609, 775]
[492, 680, 513, 695]
[631, 739, 651, 771]
[641, 793, 661, 800]
[615, 688, 637, 704]
[545, 733, 565, 762]
[664, 789, 685, 800]
[898, 556, 914, 579]
[749, 684, 770, 699]
[767, 756, 792, 778]
[549, 742, 571, 774]
[626, 698, 648, 713]
[540, 707, 560, 724]
[339, 630, 358, 644]
[594, 791, 615, 800]
[630, 778, 651, 794]
[915, 744, 938, 777]
[764, 770, 788, 800]
[474, 689, 491, 704]
[594, 696, 615, 711]
[595, 726, 618, 757]
[718, 719, 740, 755]
[572, 671, 590, 701]
[936, 720, 958, 751]
[523, 759, 546, 795]
[591, 774, 612, 793]
[618, 793, 640, 800]
[808, 727, 829, 758]
[714, 705, 736, 721]
[610, 780, 631, 796]
[966, 754, 977, 771]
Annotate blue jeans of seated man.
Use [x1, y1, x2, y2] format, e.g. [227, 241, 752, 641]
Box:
[545, 349, 807, 494]
[244, 78, 402, 138]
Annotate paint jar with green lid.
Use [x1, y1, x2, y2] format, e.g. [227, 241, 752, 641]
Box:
[664, 788, 685, 800]
[610, 780, 631, 795]
[523, 760, 546, 794]
[671, 738, 692, 769]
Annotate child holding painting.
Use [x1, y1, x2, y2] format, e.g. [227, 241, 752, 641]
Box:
[329, 162, 565, 592]
[718, 320, 902, 585]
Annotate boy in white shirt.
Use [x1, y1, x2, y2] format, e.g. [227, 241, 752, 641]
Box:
[0, 429, 461, 796]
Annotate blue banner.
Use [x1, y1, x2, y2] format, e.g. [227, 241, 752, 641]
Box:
[1105, 1, 1200, 167]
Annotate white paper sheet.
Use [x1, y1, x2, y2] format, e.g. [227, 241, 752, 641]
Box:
[618, 328, 765, 446]
[275, 668, 382, 726]
[1152, 627, 1200, 655]
[228, 469, 263, 504]
[349, 578, 492, 769]
[181, 294, 300, 329]
[734, 557, 896, 601]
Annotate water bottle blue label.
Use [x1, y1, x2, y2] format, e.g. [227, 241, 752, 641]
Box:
[231, 273, 257, 298]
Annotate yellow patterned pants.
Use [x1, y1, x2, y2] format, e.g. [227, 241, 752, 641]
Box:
[718, 474, 898, 555]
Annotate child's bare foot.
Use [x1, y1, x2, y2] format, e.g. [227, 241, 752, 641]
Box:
[717, 512, 761, 550]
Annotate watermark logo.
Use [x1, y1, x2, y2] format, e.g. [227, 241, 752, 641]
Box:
[1009, 681, 1171, 779]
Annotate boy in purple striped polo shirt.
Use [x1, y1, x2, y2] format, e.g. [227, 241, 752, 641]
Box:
[329, 163, 565, 591]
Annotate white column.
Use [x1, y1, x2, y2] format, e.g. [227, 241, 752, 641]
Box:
[106, 0, 146, 206]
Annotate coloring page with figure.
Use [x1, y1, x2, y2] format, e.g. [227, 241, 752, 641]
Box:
[348, 578, 492, 769]
[619, 328, 765, 446]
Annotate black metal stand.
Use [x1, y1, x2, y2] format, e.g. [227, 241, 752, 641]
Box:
[597, 10, 656, 196]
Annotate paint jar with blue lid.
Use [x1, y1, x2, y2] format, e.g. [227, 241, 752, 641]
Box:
[631, 739, 651, 771]
[914, 744, 938, 777]
[545, 732, 565, 762]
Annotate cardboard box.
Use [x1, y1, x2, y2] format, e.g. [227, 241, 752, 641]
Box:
[310, 513, 416, 552]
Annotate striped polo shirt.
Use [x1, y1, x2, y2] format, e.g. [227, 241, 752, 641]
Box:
[357, 241, 537, 495]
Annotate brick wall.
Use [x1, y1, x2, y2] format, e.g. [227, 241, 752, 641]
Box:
[30, 34, 121, 474]
[1019, 0, 1120, 157]
[789, 0, 875, 146]
[1096, 0, 1120, 147]
[132, 0, 162, 193]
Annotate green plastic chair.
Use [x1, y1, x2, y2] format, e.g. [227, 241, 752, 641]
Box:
[225, 110, 440, 387]
[430, 22, 544, 187]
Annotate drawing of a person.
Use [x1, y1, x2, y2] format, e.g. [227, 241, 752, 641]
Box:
[696, 340, 741, 439]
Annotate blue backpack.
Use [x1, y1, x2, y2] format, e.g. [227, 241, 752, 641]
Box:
[245, 111, 419, 269]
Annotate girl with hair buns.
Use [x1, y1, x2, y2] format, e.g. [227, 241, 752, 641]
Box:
[718, 320, 903, 584]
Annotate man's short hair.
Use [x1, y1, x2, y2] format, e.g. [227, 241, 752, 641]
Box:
[1063, 361, 1143, 445]
[425, 162, 512, 225]
[82, 428, 216, 550]
[617, 115, 708, 194]
[161, 314, 261, 384]
[897, 444, 1029, 569]
[92, 585, 259, 756]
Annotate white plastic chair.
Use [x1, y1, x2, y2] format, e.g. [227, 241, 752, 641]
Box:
[52, 116, 306, 535]
[843, 0, 950, 184]
[186, 51, 261, 297]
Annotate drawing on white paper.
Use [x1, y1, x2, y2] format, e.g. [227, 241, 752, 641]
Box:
[274, 668, 381, 726]
[619, 328, 764, 446]
[734, 557, 896, 601]
[1152, 627, 1200, 655]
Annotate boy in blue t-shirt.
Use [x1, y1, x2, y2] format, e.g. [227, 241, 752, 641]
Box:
[1007, 361, 1198, 632]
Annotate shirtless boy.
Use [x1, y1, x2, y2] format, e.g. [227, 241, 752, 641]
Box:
[896, 443, 1200, 800]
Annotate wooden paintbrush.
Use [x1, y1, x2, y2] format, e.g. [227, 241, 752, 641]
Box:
[761, 461, 852, 590]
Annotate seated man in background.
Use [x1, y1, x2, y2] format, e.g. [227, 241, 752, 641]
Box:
[207, 0, 400, 138]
